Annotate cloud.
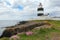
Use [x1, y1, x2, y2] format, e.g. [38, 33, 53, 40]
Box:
[0, 0, 60, 20]
[0, 0, 60, 27]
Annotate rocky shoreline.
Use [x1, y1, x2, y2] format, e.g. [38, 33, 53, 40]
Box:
[0, 21, 51, 38]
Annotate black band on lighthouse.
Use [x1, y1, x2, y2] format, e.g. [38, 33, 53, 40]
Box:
[37, 8, 44, 11]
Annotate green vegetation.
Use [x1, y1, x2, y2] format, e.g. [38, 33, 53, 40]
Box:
[0, 20, 60, 40]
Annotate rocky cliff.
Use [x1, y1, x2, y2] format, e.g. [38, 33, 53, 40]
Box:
[0, 21, 51, 38]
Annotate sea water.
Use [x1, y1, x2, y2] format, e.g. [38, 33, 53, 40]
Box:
[0, 20, 20, 36]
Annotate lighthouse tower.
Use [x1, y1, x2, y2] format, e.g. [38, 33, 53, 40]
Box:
[37, 3, 44, 16]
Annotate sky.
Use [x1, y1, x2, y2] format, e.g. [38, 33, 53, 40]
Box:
[0, 0, 59, 20]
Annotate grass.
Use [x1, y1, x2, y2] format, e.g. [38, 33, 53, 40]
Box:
[0, 20, 60, 40]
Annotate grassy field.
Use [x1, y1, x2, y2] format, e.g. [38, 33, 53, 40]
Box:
[0, 20, 60, 40]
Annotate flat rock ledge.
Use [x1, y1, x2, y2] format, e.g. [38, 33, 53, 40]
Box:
[0, 21, 51, 38]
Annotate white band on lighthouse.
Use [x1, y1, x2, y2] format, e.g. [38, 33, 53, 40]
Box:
[38, 11, 44, 13]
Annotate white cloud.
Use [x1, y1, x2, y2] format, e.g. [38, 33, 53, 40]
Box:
[0, 0, 60, 27]
[0, 0, 60, 20]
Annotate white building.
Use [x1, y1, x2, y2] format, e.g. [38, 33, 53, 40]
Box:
[32, 3, 50, 20]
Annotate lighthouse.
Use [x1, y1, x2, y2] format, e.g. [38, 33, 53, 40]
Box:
[37, 3, 44, 16]
[33, 3, 50, 20]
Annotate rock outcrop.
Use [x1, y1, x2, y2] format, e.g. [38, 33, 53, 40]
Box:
[0, 21, 51, 38]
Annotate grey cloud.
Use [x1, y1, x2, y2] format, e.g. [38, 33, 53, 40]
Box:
[50, 0, 60, 7]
